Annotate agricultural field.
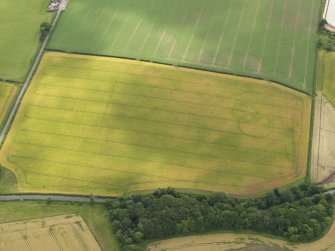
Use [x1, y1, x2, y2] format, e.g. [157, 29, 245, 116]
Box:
[0, 82, 17, 130]
[311, 51, 335, 185]
[48, 0, 320, 93]
[0, 52, 311, 196]
[0, 201, 119, 251]
[0, 0, 54, 82]
[0, 214, 101, 251]
[146, 218, 335, 251]
[317, 51, 335, 106]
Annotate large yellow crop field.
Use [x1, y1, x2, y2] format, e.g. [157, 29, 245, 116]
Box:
[0, 52, 311, 196]
[0, 82, 17, 129]
[0, 214, 101, 251]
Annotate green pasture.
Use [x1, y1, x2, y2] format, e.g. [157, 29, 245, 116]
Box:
[317, 51, 335, 106]
[0, 82, 17, 130]
[0, 0, 54, 82]
[0, 52, 311, 196]
[48, 0, 320, 93]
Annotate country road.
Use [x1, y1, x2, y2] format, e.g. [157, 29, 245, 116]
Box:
[0, 189, 333, 204]
[0, 3, 64, 147]
[0, 194, 109, 203]
[0, 2, 110, 205]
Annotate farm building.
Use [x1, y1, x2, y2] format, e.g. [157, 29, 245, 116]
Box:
[324, 0, 335, 29]
[48, 0, 59, 11]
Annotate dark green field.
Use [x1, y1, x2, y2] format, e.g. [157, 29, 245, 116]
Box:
[48, 0, 320, 93]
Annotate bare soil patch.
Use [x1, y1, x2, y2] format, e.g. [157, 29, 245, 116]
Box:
[311, 94, 335, 184]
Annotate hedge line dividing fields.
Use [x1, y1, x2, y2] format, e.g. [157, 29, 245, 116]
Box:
[48, 0, 320, 93]
[0, 52, 311, 196]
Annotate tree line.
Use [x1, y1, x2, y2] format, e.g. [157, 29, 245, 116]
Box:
[318, 19, 335, 51]
[105, 184, 334, 250]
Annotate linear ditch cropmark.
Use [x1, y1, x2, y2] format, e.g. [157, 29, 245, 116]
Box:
[13, 148, 272, 184]
[60, 9, 94, 50]
[42, 62, 304, 109]
[288, 0, 302, 80]
[86, 1, 110, 41]
[225, 0, 247, 68]
[257, 0, 274, 73]
[109, 15, 130, 49]
[34, 74, 303, 114]
[29, 90, 302, 125]
[181, 1, 205, 62]
[137, 23, 155, 55]
[196, 0, 220, 63]
[17, 91, 304, 164]
[12, 143, 292, 182]
[36, 79, 302, 114]
[95, 11, 118, 50]
[152, 0, 178, 57]
[124, 17, 143, 52]
[273, 0, 289, 77]
[166, 3, 190, 60]
[243, 0, 261, 69]
[137, 0, 175, 55]
[17, 122, 297, 158]
[24, 107, 299, 147]
[303, 0, 317, 88]
[28, 90, 302, 133]
[212, 0, 233, 65]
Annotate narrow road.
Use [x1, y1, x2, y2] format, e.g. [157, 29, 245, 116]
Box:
[0, 4, 63, 147]
[0, 190, 333, 204]
[0, 2, 110, 205]
[0, 194, 109, 203]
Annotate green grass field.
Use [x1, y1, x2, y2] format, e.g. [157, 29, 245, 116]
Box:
[0, 52, 311, 196]
[0, 0, 54, 82]
[0, 82, 17, 130]
[0, 201, 119, 251]
[317, 51, 335, 106]
[48, 0, 320, 93]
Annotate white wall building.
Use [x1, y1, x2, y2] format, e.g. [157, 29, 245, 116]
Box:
[324, 0, 335, 28]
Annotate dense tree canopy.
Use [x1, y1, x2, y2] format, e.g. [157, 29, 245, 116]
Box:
[40, 22, 52, 42]
[318, 19, 335, 51]
[105, 184, 334, 250]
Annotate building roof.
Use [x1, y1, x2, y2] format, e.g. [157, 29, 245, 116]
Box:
[324, 0, 335, 27]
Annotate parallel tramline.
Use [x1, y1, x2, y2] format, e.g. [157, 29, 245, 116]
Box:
[0, 52, 311, 196]
[48, 0, 320, 93]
